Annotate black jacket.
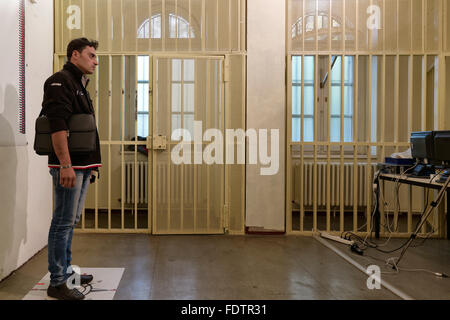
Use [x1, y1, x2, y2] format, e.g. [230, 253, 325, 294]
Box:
[41, 62, 101, 169]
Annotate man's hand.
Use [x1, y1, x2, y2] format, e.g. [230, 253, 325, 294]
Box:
[60, 167, 76, 188]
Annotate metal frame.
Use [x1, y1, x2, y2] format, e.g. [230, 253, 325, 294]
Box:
[286, 0, 448, 237]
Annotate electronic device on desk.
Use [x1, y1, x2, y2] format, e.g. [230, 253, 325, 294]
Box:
[410, 131, 435, 177]
[433, 130, 450, 183]
[379, 158, 415, 175]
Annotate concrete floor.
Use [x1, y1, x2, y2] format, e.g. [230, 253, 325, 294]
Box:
[0, 234, 448, 300]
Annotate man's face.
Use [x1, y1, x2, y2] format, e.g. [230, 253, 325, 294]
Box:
[71, 46, 98, 74]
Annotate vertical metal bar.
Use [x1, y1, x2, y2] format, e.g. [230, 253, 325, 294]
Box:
[340, 54, 345, 233]
[342, 0, 346, 51]
[383, 0, 386, 52]
[381, 55, 385, 161]
[302, 0, 305, 51]
[220, 59, 225, 231]
[193, 58, 198, 231]
[135, 55, 139, 230]
[152, 56, 157, 233]
[228, 0, 232, 51]
[394, 55, 399, 153]
[162, 0, 166, 51]
[353, 54, 359, 232]
[422, 55, 427, 130]
[444, 0, 448, 52]
[135, 0, 138, 52]
[300, 55, 304, 232]
[326, 54, 331, 232]
[107, 0, 112, 53]
[238, 0, 241, 52]
[396, 0, 399, 52]
[313, 54, 318, 232]
[180, 59, 184, 230]
[148, 55, 153, 232]
[287, 54, 292, 233]
[423, 0, 426, 52]
[149, 0, 152, 51]
[189, 0, 192, 52]
[328, 0, 331, 51]
[120, 0, 124, 52]
[411, 0, 413, 51]
[206, 59, 211, 230]
[315, 0, 318, 51]
[367, 54, 373, 233]
[202, 0, 206, 52]
[216, 0, 219, 51]
[108, 55, 112, 231]
[168, 57, 172, 230]
[175, 0, 178, 52]
[121, 55, 126, 230]
[355, 0, 358, 51]
[368, 0, 372, 51]
[95, 56, 99, 230]
[408, 55, 413, 136]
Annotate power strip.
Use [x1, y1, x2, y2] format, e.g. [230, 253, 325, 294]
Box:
[319, 231, 354, 246]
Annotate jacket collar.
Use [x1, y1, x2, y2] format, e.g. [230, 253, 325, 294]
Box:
[63, 61, 90, 88]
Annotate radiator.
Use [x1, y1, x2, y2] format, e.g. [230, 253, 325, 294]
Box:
[293, 162, 378, 208]
[125, 161, 148, 204]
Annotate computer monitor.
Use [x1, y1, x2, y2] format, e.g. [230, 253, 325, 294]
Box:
[410, 131, 434, 163]
[433, 130, 450, 166]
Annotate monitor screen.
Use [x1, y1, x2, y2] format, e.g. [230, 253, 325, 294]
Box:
[433, 131, 450, 164]
[410, 131, 434, 162]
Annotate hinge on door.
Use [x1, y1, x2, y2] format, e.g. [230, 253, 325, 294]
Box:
[224, 56, 231, 83]
[223, 203, 230, 233]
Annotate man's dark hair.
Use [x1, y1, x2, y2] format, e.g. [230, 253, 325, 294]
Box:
[67, 38, 99, 60]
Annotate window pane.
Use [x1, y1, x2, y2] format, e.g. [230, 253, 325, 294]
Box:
[292, 86, 301, 115]
[304, 86, 314, 115]
[138, 83, 149, 112]
[292, 118, 301, 142]
[184, 59, 195, 81]
[330, 117, 340, 142]
[172, 59, 182, 81]
[344, 86, 353, 115]
[138, 56, 149, 81]
[137, 114, 149, 137]
[304, 118, 314, 142]
[184, 83, 194, 113]
[184, 114, 194, 138]
[304, 56, 315, 82]
[292, 56, 302, 82]
[331, 56, 342, 82]
[344, 56, 354, 82]
[172, 114, 181, 133]
[172, 83, 181, 112]
[330, 86, 341, 115]
[344, 117, 353, 142]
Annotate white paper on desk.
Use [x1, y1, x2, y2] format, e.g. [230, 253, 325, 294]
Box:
[390, 148, 412, 159]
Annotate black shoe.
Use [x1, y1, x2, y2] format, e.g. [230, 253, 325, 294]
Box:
[47, 283, 85, 300]
[70, 272, 94, 285]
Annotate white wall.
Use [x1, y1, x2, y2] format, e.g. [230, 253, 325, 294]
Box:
[0, 0, 53, 282]
[246, 0, 286, 232]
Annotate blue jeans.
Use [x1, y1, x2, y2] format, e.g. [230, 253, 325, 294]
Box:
[48, 168, 91, 287]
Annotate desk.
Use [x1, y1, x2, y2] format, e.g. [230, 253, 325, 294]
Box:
[376, 173, 450, 239]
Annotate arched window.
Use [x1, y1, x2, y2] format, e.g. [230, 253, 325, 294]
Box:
[291, 14, 355, 41]
[137, 14, 195, 39]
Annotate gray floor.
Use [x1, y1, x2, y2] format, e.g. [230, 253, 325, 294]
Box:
[0, 234, 449, 300]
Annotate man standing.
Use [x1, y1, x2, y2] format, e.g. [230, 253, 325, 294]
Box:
[42, 38, 101, 300]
